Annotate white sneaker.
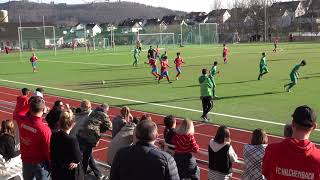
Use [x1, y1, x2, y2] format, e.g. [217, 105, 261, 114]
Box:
[176, 77, 179, 80]
[201, 116, 209, 122]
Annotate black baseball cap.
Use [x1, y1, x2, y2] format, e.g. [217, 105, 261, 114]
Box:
[292, 105, 317, 129]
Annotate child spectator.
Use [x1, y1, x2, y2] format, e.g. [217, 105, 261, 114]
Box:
[208, 125, 238, 180]
[242, 129, 268, 180]
[163, 115, 176, 154]
[172, 119, 200, 180]
[50, 109, 84, 180]
[0, 120, 20, 161]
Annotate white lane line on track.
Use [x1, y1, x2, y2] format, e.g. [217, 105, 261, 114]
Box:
[0, 79, 308, 133]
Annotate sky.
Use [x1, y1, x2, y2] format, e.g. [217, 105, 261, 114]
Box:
[0, 0, 292, 12]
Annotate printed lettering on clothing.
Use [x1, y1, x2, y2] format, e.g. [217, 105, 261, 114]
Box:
[276, 167, 315, 180]
[22, 124, 37, 133]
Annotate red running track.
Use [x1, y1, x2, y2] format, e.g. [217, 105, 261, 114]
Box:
[0, 86, 284, 180]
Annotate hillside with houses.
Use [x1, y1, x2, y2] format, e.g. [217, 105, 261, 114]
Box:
[0, 0, 320, 48]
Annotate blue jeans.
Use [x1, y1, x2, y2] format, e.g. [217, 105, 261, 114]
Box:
[23, 162, 49, 180]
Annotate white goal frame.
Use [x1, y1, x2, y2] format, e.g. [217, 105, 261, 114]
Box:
[137, 32, 175, 47]
[198, 23, 219, 45]
[18, 25, 56, 60]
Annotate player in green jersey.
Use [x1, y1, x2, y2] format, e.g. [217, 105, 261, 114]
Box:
[284, 60, 306, 92]
[210, 61, 219, 98]
[133, 45, 140, 67]
[258, 52, 269, 80]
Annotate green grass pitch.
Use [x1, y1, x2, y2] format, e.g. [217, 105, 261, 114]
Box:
[0, 43, 319, 141]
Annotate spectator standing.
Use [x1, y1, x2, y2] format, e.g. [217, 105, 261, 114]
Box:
[262, 105, 320, 179]
[50, 109, 84, 180]
[77, 104, 112, 180]
[199, 69, 214, 122]
[163, 115, 176, 154]
[0, 120, 20, 161]
[70, 99, 92, 137]
[112, 106, 133, 138]
[242, 129, 268, 180]
[46, 100, 64, 132]
[107, 117, 139, 164]
[208, 125, 238, 180]
[110, 120, 180, 180]
[13, 88, 30, 145]
[172, 119, 200, 180]
[14, 96, 51, 180]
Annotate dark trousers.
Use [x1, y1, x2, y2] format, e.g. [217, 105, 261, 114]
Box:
[201, 96, 213, 118]
[79, 142, 102, 178]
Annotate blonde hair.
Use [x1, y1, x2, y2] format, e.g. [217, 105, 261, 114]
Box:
[59, 110, 75, 130]
[176, 119, 194, 135]
[120, 106, 130, 118]
[80, 99, 91, 112]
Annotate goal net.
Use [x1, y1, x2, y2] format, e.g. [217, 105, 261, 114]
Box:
[91, 38, 110, 51]
[198, 23, 219, 45]
[138, 33, 175, 48]
[18, 26, 56, 58]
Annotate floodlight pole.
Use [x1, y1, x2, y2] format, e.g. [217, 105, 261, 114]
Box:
[18, 15, 22, 61]
[264, 0, 267, 42]
[53, 26, 56, 56]
[180, 23, 183, 46]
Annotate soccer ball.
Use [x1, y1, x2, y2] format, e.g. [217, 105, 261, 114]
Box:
[101, 80, 106, 84]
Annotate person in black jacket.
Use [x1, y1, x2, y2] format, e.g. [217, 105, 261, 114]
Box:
[110, 120, 180, 180]
[0, 120, 19, 161]
[50, 108, 84, 180]
[46, 100, 64, 132]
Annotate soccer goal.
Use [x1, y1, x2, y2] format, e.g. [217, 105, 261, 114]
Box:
[18, 26, 57, 59]
[198, 23, 219, 45]
[137, 33, 175, 48]
[91, 38, 110, 51]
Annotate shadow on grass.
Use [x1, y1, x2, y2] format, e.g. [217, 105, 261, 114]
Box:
[118, 96, 199, 107]
[269, 58, 299, 62]
[73, 78, 161, 90]
[173, 79, 258, 89]
[281, 75, 320, 81]
[217, 91, 285, 100]
[0, 72, 34, 76]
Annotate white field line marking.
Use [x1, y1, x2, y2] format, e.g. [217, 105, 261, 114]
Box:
[40, 59, 132, 67]
[1, 79, 318, 132]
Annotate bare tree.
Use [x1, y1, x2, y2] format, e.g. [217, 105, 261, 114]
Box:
[210, 0, 223, 10]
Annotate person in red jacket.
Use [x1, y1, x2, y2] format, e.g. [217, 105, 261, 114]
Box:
[14, 96, 51, 180]
[172, 119, 200, 180]
[262, 105, 320, 180]
[13, 88, 30, 119]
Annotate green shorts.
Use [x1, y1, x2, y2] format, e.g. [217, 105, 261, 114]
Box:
[260, 66, 269, 74]
[290, 74, 297, 84]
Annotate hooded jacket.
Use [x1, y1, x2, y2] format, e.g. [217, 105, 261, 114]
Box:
[262, 138, 320, 180]
[199, 75, 214, 97]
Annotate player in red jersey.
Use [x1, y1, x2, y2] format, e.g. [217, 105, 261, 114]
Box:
[30, 53, 38, 72]
[174, 52, 185, 80]
[158, 56, 172, 84]
[146, 55, 160, 79]
[155, 45, 160, 60]
[71, 39, 77, 53]
[223, 44, 228, 64]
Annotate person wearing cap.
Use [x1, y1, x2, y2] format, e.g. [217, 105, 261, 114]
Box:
[262, 105, 320, 180]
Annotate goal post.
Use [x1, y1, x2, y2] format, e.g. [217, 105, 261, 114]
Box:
[92, 38, 110, 51]
[198, 23, 219, 45]
[137, 33, 175, 48]
[18, 26, 57, 60]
